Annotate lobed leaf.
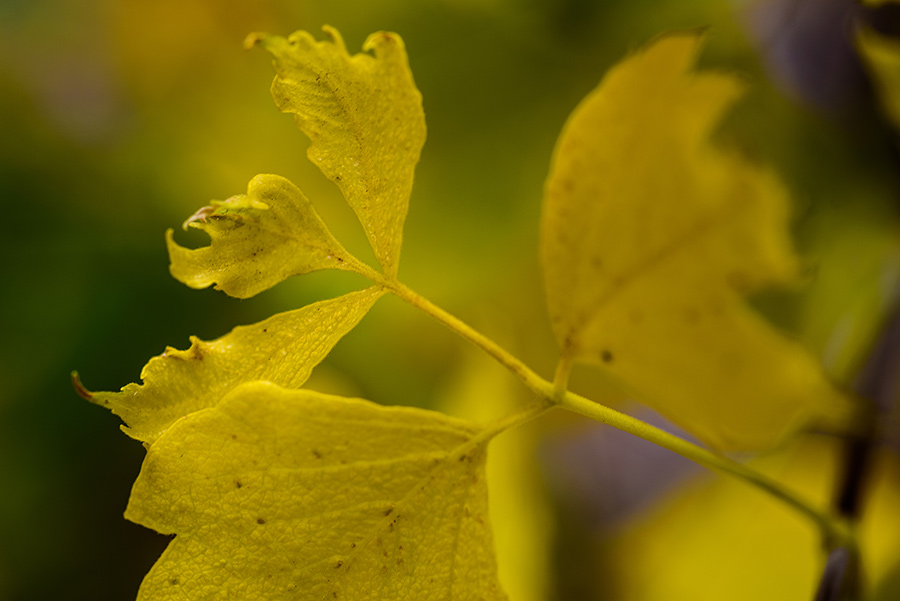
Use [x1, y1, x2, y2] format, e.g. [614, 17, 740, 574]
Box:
[247, 26, 427, 278]
[78, 287, 384, 445]
[167, 173, 369, 299]
[540, 34, 851, 450]
[127, 381, 506, 601]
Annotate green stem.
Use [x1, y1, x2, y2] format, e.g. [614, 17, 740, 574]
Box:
[383, 279, 549, 398]
[480, 399, 554, 443]
[385, 279, 852, 548]
[558, 391, 853, 549]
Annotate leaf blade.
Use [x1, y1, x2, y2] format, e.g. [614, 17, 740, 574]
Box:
[127, 382, 506, 601]
[82, 287, 384, 444]
[250, 26, 426, 278]
[540, 34, 850, 450]
[167, 173, 369, 298]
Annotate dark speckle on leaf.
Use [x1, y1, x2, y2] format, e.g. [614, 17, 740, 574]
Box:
[601, 350, 614, 363]
[257, 517, 266, 525]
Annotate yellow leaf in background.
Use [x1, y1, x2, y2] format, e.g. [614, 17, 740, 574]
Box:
[540, 33, 850, 450]
[167, 174, 369, 299]
[76, 288, 384, 444]
[248, 27, 426, 278]
[439, 353, 553, 601]
[610, 436, 900, 600]
[127, 381, 506, 601]
[857, 23, 900, 132]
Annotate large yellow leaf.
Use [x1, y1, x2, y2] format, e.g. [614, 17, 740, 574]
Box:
[541, 34, 849, 450]
[167, 173, 370, 299]
[76, 288, 384, 444]
[248, 27, 426, 278]
[127, 381, 506, 601]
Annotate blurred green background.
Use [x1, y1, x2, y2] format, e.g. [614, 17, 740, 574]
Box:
[2, 0, 900, 599]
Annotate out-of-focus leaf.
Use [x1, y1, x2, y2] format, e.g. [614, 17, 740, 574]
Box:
[76, 288, 384, 444]
[609, 436, 900, 600]
[439, 353, 553, 601]
[540, 33, 850, 450]
[857, 23, 900, 131]
[127, 381, 506, 601]
[248, 26, 426, 278]
[167, 174, 369, 299]
[798, 200, 900, 384]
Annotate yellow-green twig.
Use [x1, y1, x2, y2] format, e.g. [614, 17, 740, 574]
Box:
[558, 390, 853, 550]
[383, 278, 854, 550]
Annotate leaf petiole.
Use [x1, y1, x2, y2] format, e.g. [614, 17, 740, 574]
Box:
[381, 279, 549, 399]
[557, 390, 854, 551]
[383, 278, 855, 551]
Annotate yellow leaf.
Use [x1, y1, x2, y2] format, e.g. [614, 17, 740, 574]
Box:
[248, 26, 426, 278]
[610, 436, 900, 600]
[439, 353, 554, 601]
[540, 33, 849, 450]
[857, 23, 900, 131]
[167, 173, 370, 299]
[77, 288, 384, 445]
[127, 381, 506, 601]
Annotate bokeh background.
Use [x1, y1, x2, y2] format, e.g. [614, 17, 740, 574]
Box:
[2, 0, 900, 599]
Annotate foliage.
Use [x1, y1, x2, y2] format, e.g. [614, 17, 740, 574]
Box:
[74, 15, 900, 601]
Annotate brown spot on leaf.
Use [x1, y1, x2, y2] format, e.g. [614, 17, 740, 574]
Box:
[235, 481, 243, 489]
[601, 350, 614, 363]
[257, 518, 266, 525]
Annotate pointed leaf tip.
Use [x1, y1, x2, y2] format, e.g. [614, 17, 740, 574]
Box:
[84, 288, 386, 445]
[320, 24, 347, 51]
[71, 371, 93, 401]
[243, 32, 265, 50]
